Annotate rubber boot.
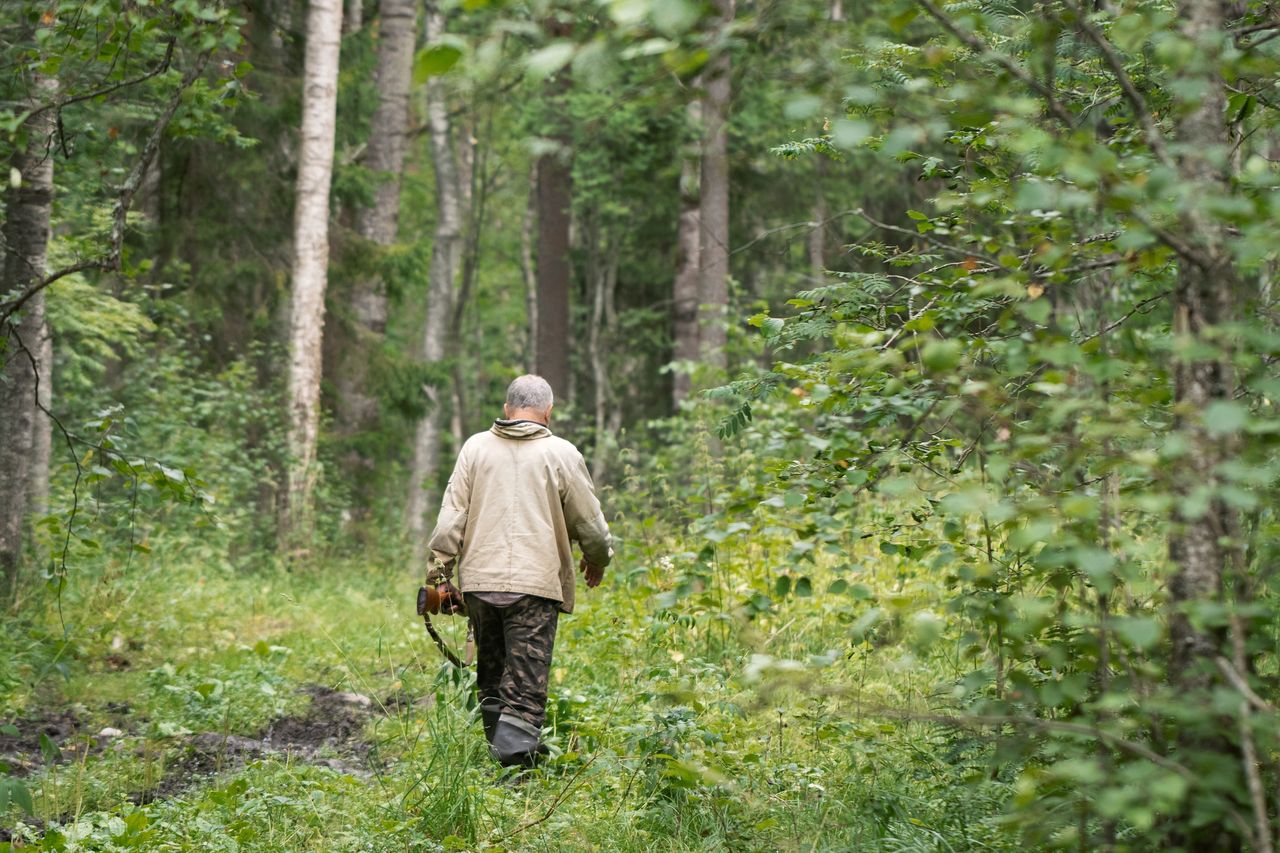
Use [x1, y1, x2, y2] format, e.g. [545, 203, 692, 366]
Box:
[481, 707, 500, 744]
[489, 715, 545, 768]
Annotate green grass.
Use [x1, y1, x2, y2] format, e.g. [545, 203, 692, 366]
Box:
[1, 529, 1022, 851]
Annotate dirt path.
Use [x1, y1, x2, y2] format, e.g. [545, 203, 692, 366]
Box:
[1, 685, 394, 839]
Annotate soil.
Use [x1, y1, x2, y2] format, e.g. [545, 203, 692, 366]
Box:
[132, 684, 378, 803]
[2, 684, 385, 835]
[0, 708, 86, 777]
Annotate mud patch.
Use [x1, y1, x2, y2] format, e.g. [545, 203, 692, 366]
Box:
[0, 708, 85, 778]
[262, 685, 373, 755]
[132, 685, 378, 803]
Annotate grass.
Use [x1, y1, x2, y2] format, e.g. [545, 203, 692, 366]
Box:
[1, 521, 1023, 851]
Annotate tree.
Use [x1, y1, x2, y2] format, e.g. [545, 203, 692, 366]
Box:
[534, 136, 572, 399]
[332, 0, 417, 478]
[405, 1, 464, 550]
[280, 0, 344, 547]
[0, 69, 56, 600]
[671, 100, 701, 408]
[696, 0, 734, 375]
[719, 0, 1280, 843]
[533, 15, 574, 401]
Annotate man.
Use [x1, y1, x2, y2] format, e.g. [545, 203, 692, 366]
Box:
[425, 374, 612, 769]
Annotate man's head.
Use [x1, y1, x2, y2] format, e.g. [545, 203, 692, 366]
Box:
[503, 374, 554, 424]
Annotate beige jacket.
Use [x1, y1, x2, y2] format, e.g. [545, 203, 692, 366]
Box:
[427, 420, 612, 613]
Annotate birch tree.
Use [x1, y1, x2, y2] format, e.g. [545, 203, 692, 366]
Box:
[0, 70, 56, 600]
[671, 100, 701, 408]
[696, 0, 734, 374]
[333, 0, 417, 467]
[404, 1, 464, 550]
[280, 0, 343, 547]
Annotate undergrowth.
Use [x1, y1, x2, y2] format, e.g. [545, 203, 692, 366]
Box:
[2, 414, 1023, 851]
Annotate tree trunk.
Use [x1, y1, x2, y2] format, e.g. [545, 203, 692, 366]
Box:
[1165, 5, 1244, 844]
[280, 0, 343, 549]
[535, 146, 572, 399]
[672, 100, 702, 409]
[589, 229, 619, 483]
[521, 160, 539, 374]
[697, 0, 734, 375]
[809, 156, 827, 274]
[344, 0, 363, 34]
[0, 70, 56, 601]
[1167, 0, 1237, 687]
[332, 0, 416, 473]
[404, 1, 463, 553]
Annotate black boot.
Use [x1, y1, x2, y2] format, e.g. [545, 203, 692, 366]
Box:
[489, 715, 546, 768]
[481, 708, 500, 744]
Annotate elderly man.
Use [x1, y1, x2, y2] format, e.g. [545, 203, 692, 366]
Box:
[426, 374, 612, 769]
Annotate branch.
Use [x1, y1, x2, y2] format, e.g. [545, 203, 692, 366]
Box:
[1, 258, 111, 324]
[1060, 0, 1174, 169]
[1, 49, 211, 326]
[1130, 208, 1214, 270]
[853, 207, 1002, 266]
[1079, 290, 1170, 342]
[24, 39, 177, 124]
[1217, 652, 1276, 716]
[914, 0, 1076, 126]
[6, 325, 82, 586]
[111, 49, 211, 260]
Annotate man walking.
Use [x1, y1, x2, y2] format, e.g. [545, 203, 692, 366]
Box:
[426, 375, 612, 769]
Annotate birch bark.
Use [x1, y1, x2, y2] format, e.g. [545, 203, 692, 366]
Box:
[333, 0, 416, 460]
[280, 0, 343, 546]
[405, 1, 464, 550]
[697, 0, 734, 374]
[0, 70, 56, 598]
[672, 100, 702, 408]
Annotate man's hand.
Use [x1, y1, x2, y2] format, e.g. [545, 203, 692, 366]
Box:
[579, 556, 604, 588]
[437, 580, 465, 615]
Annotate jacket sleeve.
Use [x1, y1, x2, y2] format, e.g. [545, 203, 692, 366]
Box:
[426, 444, 472, 576]
[563, 451, 613, 568]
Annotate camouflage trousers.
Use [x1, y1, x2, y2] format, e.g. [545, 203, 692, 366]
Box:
[465, 593, 559, 731]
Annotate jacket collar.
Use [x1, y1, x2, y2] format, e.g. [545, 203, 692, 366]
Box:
[491, 419, 553, 440]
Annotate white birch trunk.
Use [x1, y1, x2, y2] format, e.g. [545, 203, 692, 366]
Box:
[697, 0, 734, 373]
[590, 237, 618, 483]
[521, 160, 539, 374]
[333, 0, 416, 452]
[672, 99, 702, 408]
[280, 0, 343, 548]
[344, 0, 363, 34]
[0, 70, 56, 599]
[405, 1, 464, 552]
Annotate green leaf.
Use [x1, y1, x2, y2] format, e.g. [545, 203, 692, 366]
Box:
[920, 339, 962, 371]
[525, 42, 576, 78]
[1113, 616, 1161, 651]
[1203, 401, 1247, 436]
[413, 42, 463, 84]
[39, 731, 61, 764]
[11, 779, 33, 815]
[795, 576, 812, 597]
[832, 119, 872, 149]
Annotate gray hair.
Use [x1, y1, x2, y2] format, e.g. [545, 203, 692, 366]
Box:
[505, 374, 554, 411]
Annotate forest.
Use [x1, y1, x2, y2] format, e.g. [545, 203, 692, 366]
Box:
[2, 0, 1280, 849]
